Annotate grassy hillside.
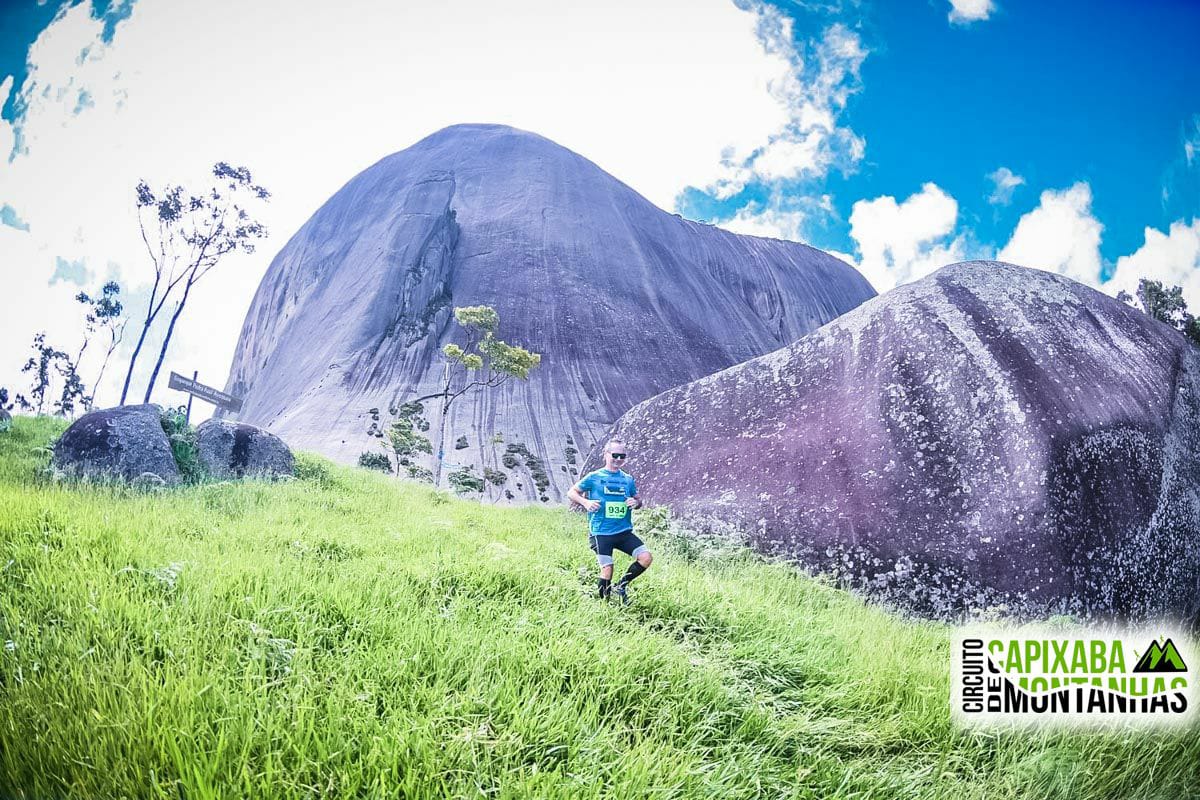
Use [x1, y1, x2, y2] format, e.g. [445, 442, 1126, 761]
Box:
[1, 416, 1196, 799]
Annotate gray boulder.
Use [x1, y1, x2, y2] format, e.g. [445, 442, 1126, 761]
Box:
[53, 404, 180, 485]
[196, 418, 294, 479]
[603, 261, 1200, 623]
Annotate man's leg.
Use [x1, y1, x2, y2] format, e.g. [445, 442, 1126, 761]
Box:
[598, 563, 614, 598]
[612, 533, 652, 604]
[590, 535, 615, 599]
[618, 548, 652, 588]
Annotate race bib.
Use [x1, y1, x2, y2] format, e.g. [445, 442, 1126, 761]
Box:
[605, 501, 628, 519]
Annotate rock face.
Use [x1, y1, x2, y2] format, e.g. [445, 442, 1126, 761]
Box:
[53, 404, 180, 485]
[196, 419, 294, 479]
[603, 262, 1200, 623]
[222, 124, 875, 499]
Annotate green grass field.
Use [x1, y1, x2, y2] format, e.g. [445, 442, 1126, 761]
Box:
[1, 416, 1196, 799]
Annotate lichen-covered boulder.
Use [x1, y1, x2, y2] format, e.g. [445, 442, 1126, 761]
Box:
[196, 418, 294, 479]
[53, 404, 180, 484]
[602, 261, 1200, 623]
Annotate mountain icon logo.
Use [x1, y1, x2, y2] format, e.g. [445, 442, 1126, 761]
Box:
[1132, 638, 1188, 673]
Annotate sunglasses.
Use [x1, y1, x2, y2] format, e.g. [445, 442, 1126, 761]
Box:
[610, 453, 627, 459]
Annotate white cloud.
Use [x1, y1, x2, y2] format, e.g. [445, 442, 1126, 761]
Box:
[843, 182, 966, 293]
[948, 0, 995, 25]
[986, 166, 1025, 205]
[997, 182, 1103, 286]
[1105, 219, 1200, 309]
[0, 0, 789, 415]
[698, 12, 867, 207]
[720, 205, 808, 241]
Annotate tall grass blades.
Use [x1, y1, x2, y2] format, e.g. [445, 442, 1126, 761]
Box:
[0, 415, 1196, 799]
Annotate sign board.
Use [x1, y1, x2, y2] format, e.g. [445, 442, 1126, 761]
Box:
[168, 371, 243, 412]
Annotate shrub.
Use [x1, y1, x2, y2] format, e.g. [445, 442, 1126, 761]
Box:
[454, 435, 469, 450]
[396, 402, 431, 431]
[503, 441, 550, 493]
[526, 455, 550, 494]
[483, 467, 507, 486]
[406, 464, 434, 483]
[397, 401, 424, 417]
[159, 405, 205, 483]
[447, 466, 484, 494]
[296, 452, 333, 482]
[357, 451, 392, 473]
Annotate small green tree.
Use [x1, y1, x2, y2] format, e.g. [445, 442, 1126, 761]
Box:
[406, 306, 541, 487]
[1118, 279, 1200, 347]
[385, 418, 432, 475]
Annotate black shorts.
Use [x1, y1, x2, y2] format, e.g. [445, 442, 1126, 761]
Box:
[588, 530, 647, 565]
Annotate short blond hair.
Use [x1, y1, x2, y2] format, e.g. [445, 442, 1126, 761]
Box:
[604, 438, 626, 454]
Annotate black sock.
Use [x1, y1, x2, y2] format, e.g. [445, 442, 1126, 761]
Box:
[618, 561, 646, 587]
[598, 577, 611, 599]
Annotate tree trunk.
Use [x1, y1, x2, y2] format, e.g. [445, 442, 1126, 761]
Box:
[90, 344, 116, 410]
[119, 319, 153, 405]
[89, 323, 125, 410]
[143, 280, 194, 403]
[432, 361, 452, 487]
[120, 271, 162, 406]
[434, 397, 451, 488]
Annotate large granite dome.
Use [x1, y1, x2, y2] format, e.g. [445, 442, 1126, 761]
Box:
[222, 124, 875, 499]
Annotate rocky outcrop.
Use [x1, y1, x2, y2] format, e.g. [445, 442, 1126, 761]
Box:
[221, 124, 875, 499]
[52, 404, 180, 485]
[196, 418, 294, 479]
[602, 262, 1200, 623]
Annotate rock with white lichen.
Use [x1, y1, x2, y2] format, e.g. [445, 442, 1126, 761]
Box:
[601, 261, 1200, 623]
[52, 404, 181, 485]
[196, 418, 294, 480]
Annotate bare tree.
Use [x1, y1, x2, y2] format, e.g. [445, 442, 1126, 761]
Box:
[74, 281, 127, 409]
[119, 162, 270, 404]
[19, 332, 85, 416]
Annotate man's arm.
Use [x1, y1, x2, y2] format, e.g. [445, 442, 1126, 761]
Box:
[567, 478, 600, 512]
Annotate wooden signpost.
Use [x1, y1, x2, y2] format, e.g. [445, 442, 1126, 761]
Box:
[168, 371, 244, 422]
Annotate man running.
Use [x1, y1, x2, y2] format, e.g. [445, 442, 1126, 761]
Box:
[567, 438, 652, 604]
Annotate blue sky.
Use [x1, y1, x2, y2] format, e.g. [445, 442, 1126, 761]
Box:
[679, 0, 1200, 290]
[1, 0, 1199, 408]
[0, 0, 131, 123]
[850, 0, 1198, 265]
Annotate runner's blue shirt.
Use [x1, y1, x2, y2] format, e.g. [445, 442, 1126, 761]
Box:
[575, 468, 637, 535]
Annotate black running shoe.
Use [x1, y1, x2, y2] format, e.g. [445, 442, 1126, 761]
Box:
[598, 581, 611, 600]
[613, 583, 630, 605]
